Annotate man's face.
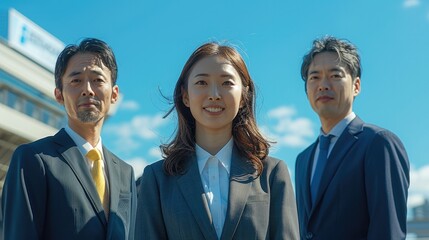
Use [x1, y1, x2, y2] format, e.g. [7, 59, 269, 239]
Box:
[55, 53, 118, 129]
[306, 51, 360, 125]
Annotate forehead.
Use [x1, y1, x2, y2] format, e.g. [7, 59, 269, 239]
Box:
[65, 53, 110, 75]
[309, 51, 347, 71]
[189, 55, 239, 76]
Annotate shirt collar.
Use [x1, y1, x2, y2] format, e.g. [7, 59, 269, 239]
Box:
[196, 137, 233, 175]
[320, 112, 356, 138]
[64, 125, 103, 157]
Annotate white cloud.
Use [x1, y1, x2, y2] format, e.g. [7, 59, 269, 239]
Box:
[403, 0, 420, 8]
[149, 147, 162, 159]
[261, 106, 315, 148]
[126, 157, 149, 178]
[105, 113, 167, 140]
[132, 114, 167, 139]
[104, 113, 168, 152]
[119, 100, 139, 111]
[408, 165, 429, 208]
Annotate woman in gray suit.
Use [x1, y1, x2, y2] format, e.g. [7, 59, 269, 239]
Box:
[135, 42, 299, 240]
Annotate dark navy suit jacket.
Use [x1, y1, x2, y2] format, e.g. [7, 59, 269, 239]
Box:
[295, 116, 409, 240]
[2, 129, 137, 240]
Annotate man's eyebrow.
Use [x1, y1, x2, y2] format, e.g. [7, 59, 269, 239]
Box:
[66, 69, 107, 77]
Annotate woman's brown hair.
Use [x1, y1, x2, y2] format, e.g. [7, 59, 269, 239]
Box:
[162, 42, 270, 176]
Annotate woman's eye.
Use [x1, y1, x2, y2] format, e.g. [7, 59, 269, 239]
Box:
[195, 80, 207, 85]
[223, 80, 234, 86]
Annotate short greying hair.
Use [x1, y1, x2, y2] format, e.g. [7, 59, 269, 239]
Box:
[54, 38, 118, 90]
[301, 36, 361, 82]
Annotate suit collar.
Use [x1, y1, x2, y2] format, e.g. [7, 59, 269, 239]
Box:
[301, 142, 317, 216]
[176, 148, 258, 240]
[221, 148, 257, 240]
[53, 129, 109, 227]
[177, 156, 218, 240]
[104, 148, 121, 236]
[105, 149, 119, 212]
[310, 116, 364, 214]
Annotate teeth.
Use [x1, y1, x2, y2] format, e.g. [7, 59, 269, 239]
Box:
[205, 107, 223, 113]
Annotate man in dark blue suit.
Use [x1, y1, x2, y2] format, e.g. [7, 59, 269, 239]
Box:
[2, 38, 137, 239]
[295, 36, 409, 240]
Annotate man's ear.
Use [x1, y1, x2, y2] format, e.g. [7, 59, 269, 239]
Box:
[54, 88, 64, 105]
[182, 87, 189, 107]
[353, 77, 361, 96]
[111, 85, 119, 103]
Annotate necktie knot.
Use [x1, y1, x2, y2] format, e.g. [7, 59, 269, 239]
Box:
[319, 134, 333, 151]
[86, 148, 102, 162]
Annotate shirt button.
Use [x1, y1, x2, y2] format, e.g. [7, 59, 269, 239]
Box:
[306, 232, 313, 239]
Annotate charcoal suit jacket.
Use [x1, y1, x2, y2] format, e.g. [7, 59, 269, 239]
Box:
[2, 128, 137, 240]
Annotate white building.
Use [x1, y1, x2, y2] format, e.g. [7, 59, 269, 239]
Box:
[0, 8, 67, 193]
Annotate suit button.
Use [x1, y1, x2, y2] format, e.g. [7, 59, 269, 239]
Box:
[306, 232, 313, 239]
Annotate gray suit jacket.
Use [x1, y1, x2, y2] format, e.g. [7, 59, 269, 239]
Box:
[295, 116, 409, 240]
[135, 148, 299, 240]
[1, 129, 137, 240]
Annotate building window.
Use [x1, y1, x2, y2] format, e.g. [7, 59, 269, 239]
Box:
[0, 88, 6, 104]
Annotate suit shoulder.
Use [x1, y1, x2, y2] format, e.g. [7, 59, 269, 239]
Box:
[13, 135, 57, 158]
[361, 123, 403, 142]
[146, 159, 165, 173]
[296, 142, 316, 159]
[263, 156, 289, 171]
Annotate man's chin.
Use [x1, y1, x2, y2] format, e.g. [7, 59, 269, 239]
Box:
[77, 111, 101, 123]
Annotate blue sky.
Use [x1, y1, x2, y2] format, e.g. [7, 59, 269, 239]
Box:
[1, 0, 428, 211]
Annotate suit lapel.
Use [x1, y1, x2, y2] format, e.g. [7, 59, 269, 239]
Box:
[104, 148, 119, 215]
[177, 157, 218, 240]
[301, 143, 317, 216]
[104, 148, 121, 237]
[221, 149, 257, 240]
[311, 117, 364, 212]
[53, 129, 108, 227]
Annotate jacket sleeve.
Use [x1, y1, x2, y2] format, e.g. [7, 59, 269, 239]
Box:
[128, 168, 138, 240]
[365, 130, 409, 240]
[135, 164, 168, 240]
[269, 160, 300, 240]
[2, 145, 47, 240]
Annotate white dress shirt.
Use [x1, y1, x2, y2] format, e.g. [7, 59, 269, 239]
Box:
[196, 138, 233, 239]
[310, 112, 356, 182]
[64, 125, 110, 196]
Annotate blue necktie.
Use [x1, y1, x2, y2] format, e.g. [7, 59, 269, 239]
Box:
[311, 135, 332, 206]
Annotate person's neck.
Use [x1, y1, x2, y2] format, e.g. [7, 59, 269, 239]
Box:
[68, 121, 103, 147]
[195, 129, 232, 156]
[320, 113, 349, 134]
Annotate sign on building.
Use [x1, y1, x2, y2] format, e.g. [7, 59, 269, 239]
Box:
[8, 8, 65, 72]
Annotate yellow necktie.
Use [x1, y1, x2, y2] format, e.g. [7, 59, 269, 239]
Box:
[86, 149, 106, 205]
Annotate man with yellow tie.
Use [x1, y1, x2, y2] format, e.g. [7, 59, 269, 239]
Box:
[1, 38, 137, 240]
